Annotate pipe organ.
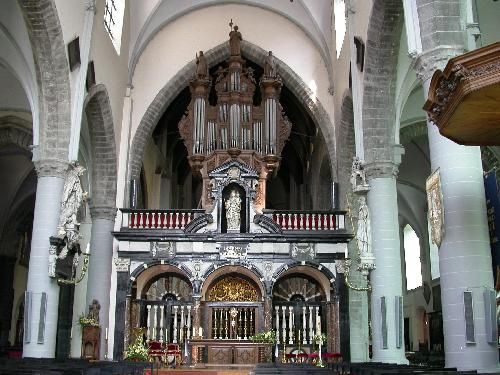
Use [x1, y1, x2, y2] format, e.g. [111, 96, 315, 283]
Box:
[178, 25, 292, 211]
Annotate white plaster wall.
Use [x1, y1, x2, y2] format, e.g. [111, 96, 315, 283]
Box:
[89, 0, 130, 159]
[0, 0, 37, 141]
[143, 139, 162, 209]
[130, 4, 334, 142]
[0, 66, 30, 111]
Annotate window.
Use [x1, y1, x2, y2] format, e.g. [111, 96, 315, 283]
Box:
[104, 0, 125, 54]
[428, 219, 440, 279]
[334, 0, 346, 58]
[404, 224, 423, 290]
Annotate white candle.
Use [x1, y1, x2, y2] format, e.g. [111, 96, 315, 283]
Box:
[199, 327, 203, 337]
[345, 246, 348, 258]
[70, 327, 73, 339]
[85, 243, 90, 254]
[105, 327, 108, 340]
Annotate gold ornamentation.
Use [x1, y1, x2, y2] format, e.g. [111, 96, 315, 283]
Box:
[208, 276, 258, 301]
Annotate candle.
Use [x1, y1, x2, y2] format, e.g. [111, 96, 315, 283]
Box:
[199, 327, 203, 337]
[345, 246, 348, 258]
[85, 243, 90, 254]
[105, 327, 108, 340]
[70, 327, 73, 339]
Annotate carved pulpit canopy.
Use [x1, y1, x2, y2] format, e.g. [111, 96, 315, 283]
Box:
[178, 23, 292, 212]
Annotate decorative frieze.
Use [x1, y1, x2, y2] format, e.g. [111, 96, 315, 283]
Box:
[114, 257, 130, 272]
[290, 243, 315, 261]
[150, 241, 175, 259]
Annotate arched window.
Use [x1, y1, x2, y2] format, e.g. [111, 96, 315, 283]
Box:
[428, 220, 440, 279]
[334, 0, 346, 58]
[104, 0, 125, 54]
[404, 224, 423, 290]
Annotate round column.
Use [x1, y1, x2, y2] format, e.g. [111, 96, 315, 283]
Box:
[86, 206, 117, 360]
[421, 75, 498, 372]
[23, 159, 67, 358]
[366, 164, 407, 364]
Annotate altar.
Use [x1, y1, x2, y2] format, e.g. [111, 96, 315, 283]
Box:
[190, 339, 272, 365]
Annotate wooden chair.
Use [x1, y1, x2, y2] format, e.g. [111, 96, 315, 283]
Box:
[148, 341, 166, 364]
[165, 343, 181, 367]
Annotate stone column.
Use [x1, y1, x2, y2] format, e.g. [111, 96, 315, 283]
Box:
[23, 159, 67, 358]
[418, 72, 498, 371]
[365, 163, 407, 364]
[86, 206, 117, 359]
[0, 257, 16, 347]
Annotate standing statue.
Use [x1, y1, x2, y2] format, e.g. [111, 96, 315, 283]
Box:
[225, 190, 241, 231]
[263, 51, 276, 78]
[87, 299, 101, 324]
[195, 51, 208, 79]
[229, 23, 242, 56]
[356, 196, 371, 256]
[59, 163, 87, 230]
[350, 156, 368, 191]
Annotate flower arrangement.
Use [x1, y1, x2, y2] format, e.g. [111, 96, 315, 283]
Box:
[124, 327, 149, 362]
[250, 330, 277, 344]
[78, 314, 99, 327]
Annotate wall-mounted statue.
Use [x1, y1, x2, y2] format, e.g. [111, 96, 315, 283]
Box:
[229, 23, 242, 56]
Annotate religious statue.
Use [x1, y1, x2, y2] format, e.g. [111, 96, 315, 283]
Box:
[195, 50, 208, 79]
[356, 195, 371, 256]
[264, 51, 276, 78]
[87, 299, 101, 324]
[59, 163, 87, 230]
[49, 162, 87, 278]
[229, 23, 242, 56]
[225, 190, 241, 231]
[350, 156, 368, 191]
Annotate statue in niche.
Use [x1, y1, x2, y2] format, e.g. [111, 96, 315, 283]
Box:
[195, 50, 208, 79]
[264, 51, 276, 78]
[225, 190, 241, 231]
[229, 22, 242, 56]
[356, 195, 371, 256]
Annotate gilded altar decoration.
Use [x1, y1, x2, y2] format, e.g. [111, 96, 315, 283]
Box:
[426, 168, 445, 248]
[208, 276, 258, 301]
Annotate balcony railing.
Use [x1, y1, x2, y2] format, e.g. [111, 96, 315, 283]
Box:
[120, 209, 205, 230]
[119, 209, 346, 233]
[266, 211, 346, 231]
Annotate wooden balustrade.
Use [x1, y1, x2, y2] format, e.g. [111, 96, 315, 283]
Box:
[121, 209, 204, 230]
[269, 211, 346, 231]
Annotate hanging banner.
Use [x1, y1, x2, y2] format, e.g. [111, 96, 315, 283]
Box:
[484, 172, 500, 288]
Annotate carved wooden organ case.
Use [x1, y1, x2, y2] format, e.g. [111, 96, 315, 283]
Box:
[178, 29, 292, 212]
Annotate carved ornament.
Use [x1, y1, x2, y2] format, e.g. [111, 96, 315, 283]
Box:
[208, 276, 258, 302]
[114, 257, 131, 272]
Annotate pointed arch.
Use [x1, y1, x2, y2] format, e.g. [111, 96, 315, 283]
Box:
[128, 40, 336, 194]
[17, 0, 71, 162]
[84, 84, 117, 210]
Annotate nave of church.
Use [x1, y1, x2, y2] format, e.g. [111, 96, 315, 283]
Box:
[0, 0, 499, 373]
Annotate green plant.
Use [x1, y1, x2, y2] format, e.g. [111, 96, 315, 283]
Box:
[78, 314, 99, 327]
[250, 330, 277, 344]
[124, 327, 149, 362]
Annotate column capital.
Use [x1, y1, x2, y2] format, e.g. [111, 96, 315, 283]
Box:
[364, 161, 400, 181]
[114, 257, 130, 272]
[34, 159, 69, 178]
[89, 205, 118, 220]
[413, 47, 465, 84]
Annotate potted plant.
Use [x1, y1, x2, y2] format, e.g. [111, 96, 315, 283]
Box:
[78, 314, 99, 328]
[124, 328, 149, 362]
[250, 330, 276, 362]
